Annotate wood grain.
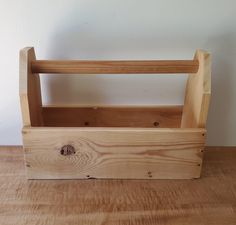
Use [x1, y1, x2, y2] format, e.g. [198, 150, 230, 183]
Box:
[31, 60, 199, 74]
[42, 105, 183, 128]
[19, 48, 210, 181]
[22, 127, 205, 179]
[0, 146, 235, 225]
[19, 47, 43, 126]
[181, 50, 211, 128]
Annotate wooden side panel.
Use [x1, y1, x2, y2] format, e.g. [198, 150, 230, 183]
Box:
[181, 50, 211, 128]
[19, 47, 43, 126]
[23, 127, 205, 179]
[42, 105, 183, 128]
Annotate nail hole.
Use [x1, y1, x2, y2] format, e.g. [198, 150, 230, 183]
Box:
[86, 175, 90, 178]
[202, 133, 205, 136]
[153, 121, 160, 127]
[198, 164, 201, 166]
[84, 121, 89, 126]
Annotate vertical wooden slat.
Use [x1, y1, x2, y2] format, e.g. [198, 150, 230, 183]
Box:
[181, 50, 211, 128]
[19, 47, 43, 126]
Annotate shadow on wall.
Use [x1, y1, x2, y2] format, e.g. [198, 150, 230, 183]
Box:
[41, 17, 191, 106]
[205, 33, 236, 145]
[41, 27, 189, 106]
[41, 27, 109, 105]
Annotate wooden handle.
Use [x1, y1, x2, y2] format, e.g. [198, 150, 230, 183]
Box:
[31, 60, 199, 74]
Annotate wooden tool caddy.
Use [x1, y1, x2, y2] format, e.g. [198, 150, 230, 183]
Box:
[20, 47, 211, 179]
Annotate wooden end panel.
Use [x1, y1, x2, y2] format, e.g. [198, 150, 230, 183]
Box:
[22, 127, 205, 179]
[42, 106, 183, 128]
[181, 50, 211, 128]
[19, 47, 43, 126]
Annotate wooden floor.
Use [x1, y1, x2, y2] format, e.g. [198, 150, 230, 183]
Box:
[0, 146, 235, 225]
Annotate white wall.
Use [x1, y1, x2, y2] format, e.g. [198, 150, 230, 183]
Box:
[0, 0, 236, 145]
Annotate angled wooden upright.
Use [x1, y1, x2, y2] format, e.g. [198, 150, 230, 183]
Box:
[19, 47, 43, 126]
[181, 50, 211, 128]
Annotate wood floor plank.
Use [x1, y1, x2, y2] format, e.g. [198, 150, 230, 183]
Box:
[0, 146, 235, 225]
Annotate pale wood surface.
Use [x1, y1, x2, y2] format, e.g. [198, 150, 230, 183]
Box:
[0, 146, 235, 225]
[42, 106, 182, 128]
[19, 48, 211, 181]
[19, 47, 43, 126]
[22, 127, 205, 179]
[181, 50, 211, 128]
[31, 60, 199, 74]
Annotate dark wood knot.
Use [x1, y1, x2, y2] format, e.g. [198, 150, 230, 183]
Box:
[60, 145, 76, 156]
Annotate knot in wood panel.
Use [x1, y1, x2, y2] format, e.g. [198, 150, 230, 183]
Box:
[60, 145, 76, 156]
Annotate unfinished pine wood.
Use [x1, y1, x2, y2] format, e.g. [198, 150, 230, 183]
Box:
[42, 105, 183, 128]
[181, 50, 211, 128]
[19, 48, 211, 180]
[19, 47, 43, 126]
[0, 146, 235, 225]
[31, 60, 199, 74]
[22, 127, 205, 179]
